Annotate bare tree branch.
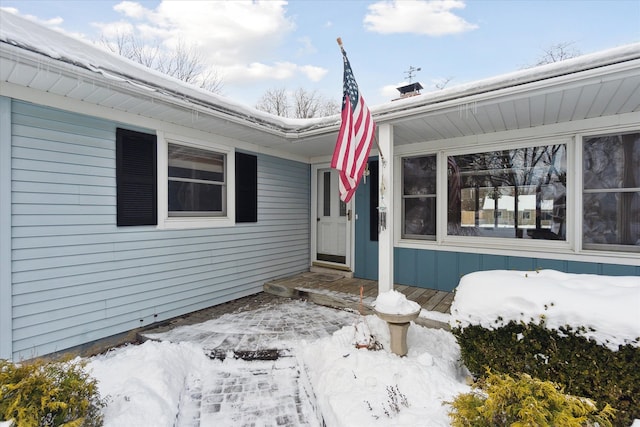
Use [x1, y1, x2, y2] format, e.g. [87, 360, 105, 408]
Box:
[434, 76, 454, 90]
[529, 42, 581, 67]
[256, 88, 290, 116]
[256, 87, 339, 118]
[99, 32, 223, 94]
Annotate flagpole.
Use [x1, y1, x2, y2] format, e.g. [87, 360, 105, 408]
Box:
[334, 37, 391, 295]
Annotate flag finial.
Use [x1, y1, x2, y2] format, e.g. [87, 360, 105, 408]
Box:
[336, 37, 343, 47]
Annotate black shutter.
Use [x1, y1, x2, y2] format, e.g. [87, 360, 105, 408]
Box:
[235, 152, 258, 223]
[116, 128, 157, 226]
[369, 160, 379, 241]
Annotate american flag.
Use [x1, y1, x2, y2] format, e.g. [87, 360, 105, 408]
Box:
[331, 45, 376, 203]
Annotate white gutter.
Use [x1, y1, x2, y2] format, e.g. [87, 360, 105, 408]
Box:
[372, 46, 640, 124]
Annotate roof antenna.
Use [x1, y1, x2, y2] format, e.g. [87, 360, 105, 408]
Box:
[404, 66, 421, 83]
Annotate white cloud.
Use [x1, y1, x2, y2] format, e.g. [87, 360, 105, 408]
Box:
[221, 62, 328, 84]
[380, 82, 406, 100]
[153, 0, 295, 64]
[88, 1, 332, 88]
[297, 36, 317, 56]
[1, 6, 90, 40]
[221, 62, 296, 83]
[113, 1, 150, 19]
[92, 20, 135, 39]
[299, 65, 328, 82]
[364, 0, 478, 36]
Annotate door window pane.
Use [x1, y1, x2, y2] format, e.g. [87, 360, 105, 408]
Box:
[583, 132, 640, 252]
[448, 144, 567, 239]
[323, 171, 331, 217]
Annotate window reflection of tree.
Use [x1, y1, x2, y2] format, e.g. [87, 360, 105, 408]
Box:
[583, 133, 639, 250]
[448, 144, 567, 240]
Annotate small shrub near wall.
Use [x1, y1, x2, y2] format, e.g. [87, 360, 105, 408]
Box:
[448, 370, 616, 427]
[0, 358, 106, 427]
[452, 321, 640, 427]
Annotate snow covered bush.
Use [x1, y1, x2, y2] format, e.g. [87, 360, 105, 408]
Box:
[0, 358, 106, 427]
[448, 370, 616, 427]
[449, 270, 640, 426]
[452, 321, 639, 426]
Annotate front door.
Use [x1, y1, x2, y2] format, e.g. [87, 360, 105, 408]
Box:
[316, 168, 350, 266]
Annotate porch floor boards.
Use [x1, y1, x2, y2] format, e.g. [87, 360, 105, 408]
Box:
[263, 271, 452, 330]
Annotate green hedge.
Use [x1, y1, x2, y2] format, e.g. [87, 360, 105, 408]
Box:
[452, 321, 640, 427]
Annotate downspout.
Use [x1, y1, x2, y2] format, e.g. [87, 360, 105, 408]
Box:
[0, 96, 12, 360]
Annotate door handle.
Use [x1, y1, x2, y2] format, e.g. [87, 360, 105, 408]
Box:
[347, 210, 352, 221]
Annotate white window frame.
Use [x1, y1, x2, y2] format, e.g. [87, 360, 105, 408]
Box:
[397, 137, 575, 254]
[157, 132, 235, 229]
[400, 154, 438, 240]
[579, 131, 640, 254]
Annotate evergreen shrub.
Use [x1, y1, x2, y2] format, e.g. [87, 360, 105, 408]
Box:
[452, 321, 640, 427]
[448, 370, 616, 427]
[0, 358, 106, 427]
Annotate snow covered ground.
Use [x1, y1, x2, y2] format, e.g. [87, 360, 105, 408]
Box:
[8, 269, 638, 427]
[86, 314, 469, 427]
[84, 269, 638, 427]
[450, 269, 640, 350]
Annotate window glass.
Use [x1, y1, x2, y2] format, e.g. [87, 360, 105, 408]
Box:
[168, 143, 226, 216]
[402, 155, 437, 239]
[448, 144, 567, 240]
[583, 132, 640, 252]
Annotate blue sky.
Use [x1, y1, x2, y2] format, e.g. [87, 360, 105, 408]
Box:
[1, 0, 639, 108]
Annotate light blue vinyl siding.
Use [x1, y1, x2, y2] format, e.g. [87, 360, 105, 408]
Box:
[353, 161, 640, 292]
[9, 100, 310, 360]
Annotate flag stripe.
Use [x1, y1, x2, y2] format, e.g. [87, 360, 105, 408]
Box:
[331, 49, 375, 203]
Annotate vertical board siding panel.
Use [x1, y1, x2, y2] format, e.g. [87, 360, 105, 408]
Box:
[535, 258, 567, 271]
[601, 264, 638, 276]
[458, 253, 481, 278]
[506, 256, 535, 271]
[10, 101, 311, 359]
[384, 247, 639, 293]
[354, 174, 378, 280]
[395, 248, 417, 285]
[436, 251, 460, 291]
[480, 254, 508, 270]
[415, 249, 437, 289]
[566, 261, 600, 274]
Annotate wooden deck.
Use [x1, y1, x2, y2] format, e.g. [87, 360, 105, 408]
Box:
[264, 271, 453, 330]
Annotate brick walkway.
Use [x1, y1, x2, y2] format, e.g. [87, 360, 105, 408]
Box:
[140, 294, 357, 427]
[139, 273, 453, 426]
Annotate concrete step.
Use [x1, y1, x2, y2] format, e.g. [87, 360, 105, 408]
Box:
[263, 282, 450, 331]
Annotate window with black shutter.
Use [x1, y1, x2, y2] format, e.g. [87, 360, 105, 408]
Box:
[116, 128, 157, 226]
[235, 152, 258, 223]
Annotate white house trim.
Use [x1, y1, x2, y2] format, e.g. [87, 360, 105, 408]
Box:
[378, 123, 394, 293]
[156, 131, 236, 230]
[0, 96, 12, 360]
[0, 82, 312, 165]
[393, 125, 640, 266]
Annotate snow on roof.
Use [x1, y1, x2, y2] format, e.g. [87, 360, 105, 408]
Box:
[2, 9, 639, 132]
[450, 269, 640, 351]
[372, 42, 640, 117]
[0, 9, 338, 132]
